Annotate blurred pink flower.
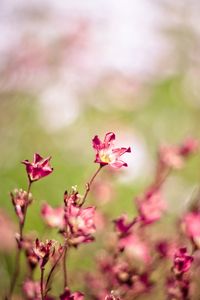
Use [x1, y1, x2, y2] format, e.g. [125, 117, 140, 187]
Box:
[159, 145, 183, 169]
[137, 189, 166, 224]
[114, 215, 138, 235]
[118, 234, 150, 264]
[60, 288, 84, 300]
[179, 138, 199, 157]
[155, 240, 177, 259]
[0, 210, 16, 251]
[166, 277, 187, 299]
[105, 291, 121, 300]
[22, 153, 53, 182]
[94, 211, 106, 232]
[159, 138, 198, 170]
[173, 247, 193, 275]
[92, 179, 114, 204]
[182, 212, 200, 247]
[93, 132, 131, 168]
[66, 204, 96, 246]
[41, 203, 65, 229]
[23, 280, 41, 300]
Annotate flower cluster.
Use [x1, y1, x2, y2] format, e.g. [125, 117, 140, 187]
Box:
[6, 133, 200, 300]
[166, 248, 193, 300]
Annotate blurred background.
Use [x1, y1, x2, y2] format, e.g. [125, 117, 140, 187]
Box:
[0, 0, 200, 297]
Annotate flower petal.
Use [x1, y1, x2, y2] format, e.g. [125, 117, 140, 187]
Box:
[104, 132, 115, 147]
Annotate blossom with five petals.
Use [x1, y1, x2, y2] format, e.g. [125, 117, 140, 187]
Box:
[22, 153, 53, 182]
[92, 132, 131, 168]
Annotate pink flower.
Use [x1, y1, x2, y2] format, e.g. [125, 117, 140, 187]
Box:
[173, 248, 193, 275]
[66, 204, 96, 245]
[166, 277, 189, 299]
[182, 212, 200, 247]
[159, 145, 183, 169]
[0, 210, 16, 251]
[118, 234, 150, 264]
[60, 288, 84, 300]
[11, 189, 32, 224]
[158, 138, 198, 170]
[41, 203, 65, 229]
[137, 189, 166, 224]
[155, 240, 177, 259]
[105, 291, 121, 300]
[23, 280, 41, 300]
[64, 187, 82, 207]
[33, 239, 56, 268]
[22, 153, 53, 182]
[114, 215, 138, 235]
[179, 138, 199, 157]
[92, 132, 131, 168]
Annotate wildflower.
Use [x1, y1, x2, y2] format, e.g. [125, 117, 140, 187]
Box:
[159, 145, 183, 169]
[11, 189, 32, 224]
[118, 234, 150, 264]
[114, 215, 138, 235]
[33, 239, 56, 268]
[41, 203, 65, 229]
[92, 179, 113, 204]
[0, 210, 16, 251]
[155, 240, 177, 259]
[182, 212, 200, 247]
[64, 187, 82, 207]
[173, 248, 193, 275]
[105, 291, 121, 300]
[60, 288, 84, 300]
[179, 138, 199, 157]
[23, 280, 41, 300]
[158, 138, 198, 170]
[22, 153, 53, 182]
[23, 279, 54, 299]
[66, 204, 96, 246]
[166, 277, 189, 300]
[137, 189, 166, 225]
[92, 132, 131, 168]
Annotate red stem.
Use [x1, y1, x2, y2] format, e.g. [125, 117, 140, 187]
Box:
[7, 180, 32, 299]
[40, 267, 45, 300]
[81, 165, 103, 206]
[63, 245, 68, 289]
[45, 247, 64, 296]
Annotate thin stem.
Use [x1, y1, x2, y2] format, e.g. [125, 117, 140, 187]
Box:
[151, 166, 171, 191]
[45, 248, 64, 295]
[81, 165, 103, 206]
[63, 245, 68, 289]
[7, 180, 32, 299]
[40, 267, 45, 300]
[7, 247, 21, 299]
[20, 181, 32, 239]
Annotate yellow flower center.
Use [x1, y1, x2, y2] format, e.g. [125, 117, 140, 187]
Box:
[99, 150, 114, 163]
